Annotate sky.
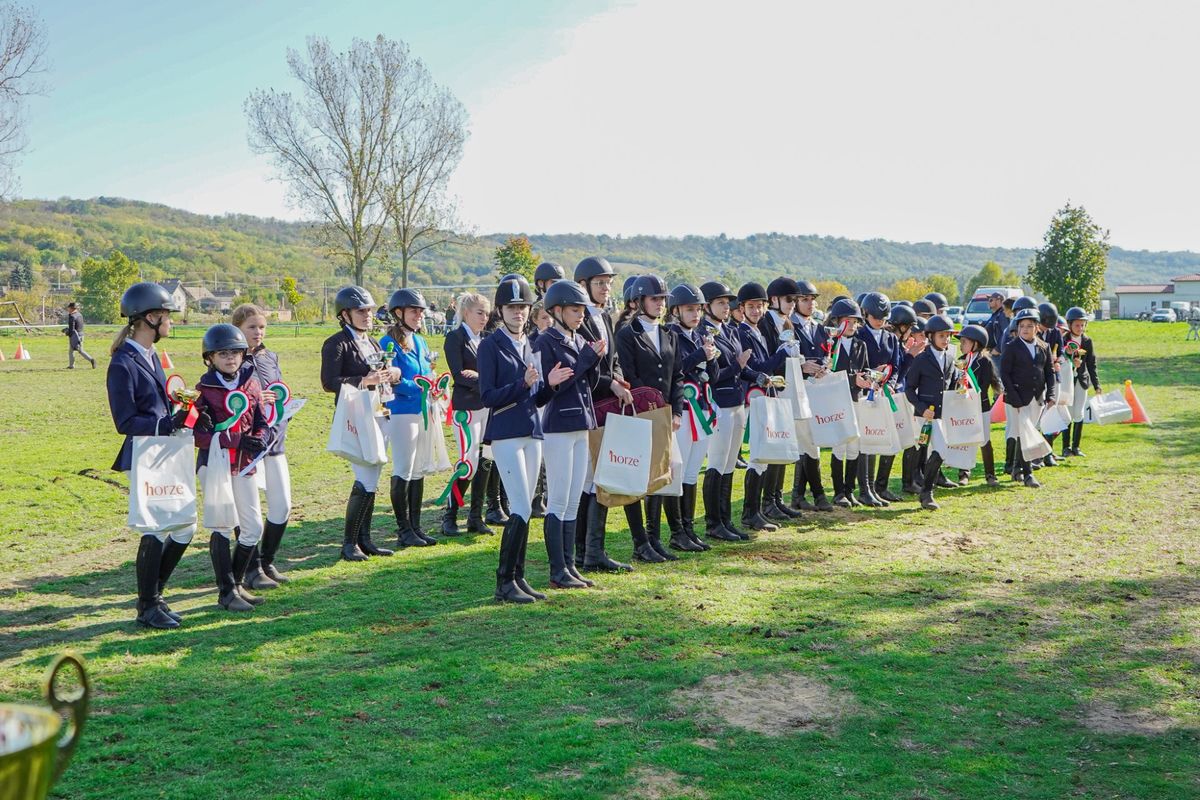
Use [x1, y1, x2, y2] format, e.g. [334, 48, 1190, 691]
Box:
[15, 0, 1200, 251]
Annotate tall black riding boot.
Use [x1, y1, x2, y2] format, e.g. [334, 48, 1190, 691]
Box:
[574, 491, 593, 566]
[409, 478, 438, 545]
[1006, 439, 1021, 481]
[495, 516, 535, 603]
[136, 536, 178, 629]
[1043, 434, 1059, 467]
[531, 465, 547, 519]
[392, 476, 431, 547]
[741, 469, 777, 531]
[720, 471, 751, 540]
[342, 481, 370, 561]
[856, 456, 884, 506]
[791, 457, 815, 510]
[703, 468, 736, 541]
[583, 498, 632, 572]
[1003, 438, 1015, 477]
[513, 517, 545, 599]
[675, 481, 707, 550]
[155, 537, 188, 623]
[919, 452, 945, 510]
[467, 461, 494, 534]
[546, 514, 587, 588]
[831, 456, 850, 507]
[901, 448, 921, 494]
[761, 465, 788, 520]
[562, 519, 594, 586]
[769, 464, 801, 518]
[244, 542, 279, 591]
[232, 542, 264, 606]
[627, 501, 665, 563]
[982, 441, 999, 485]
[358, 491, 394, 556]
[647, 496, 678, 560]
[259, 519, 289, 582]
[806, 455, 833, 511]
[442, 477, 469, 536]
[210, 533, 253, 611]
[485, 465, 508, 525]
[1071, 420, 1085, 457]
[874, 455, 902, 502]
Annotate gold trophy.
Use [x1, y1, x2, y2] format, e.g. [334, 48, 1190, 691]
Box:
[0, 653, 89, 800]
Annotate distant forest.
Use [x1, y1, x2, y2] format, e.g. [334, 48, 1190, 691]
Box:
[3, 197, 1198, 303]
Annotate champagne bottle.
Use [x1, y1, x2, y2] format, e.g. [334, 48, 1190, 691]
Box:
[917, 419, 933, 447]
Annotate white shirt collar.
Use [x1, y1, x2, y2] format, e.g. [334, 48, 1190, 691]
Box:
[126, 337, 157, 369]
[461, 322, 481, 345]
[214, 370, 240, 390]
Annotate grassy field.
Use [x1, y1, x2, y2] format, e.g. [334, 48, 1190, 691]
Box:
[1, 320, 1198, 799]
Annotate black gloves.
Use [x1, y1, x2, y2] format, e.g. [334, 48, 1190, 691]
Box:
[170, 408, 191, 430]
[240, 436, 266, 455]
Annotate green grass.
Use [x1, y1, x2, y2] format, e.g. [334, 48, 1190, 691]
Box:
[2, 321, 1199, 799]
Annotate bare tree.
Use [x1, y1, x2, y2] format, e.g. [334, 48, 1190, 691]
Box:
[0, 2, 48, 198]
[246, 36, 410, 286]
[382, 78, 468, 288]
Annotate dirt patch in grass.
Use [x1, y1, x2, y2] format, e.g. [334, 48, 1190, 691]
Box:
[1081, 702, 1178, 736]
[675, 671, 859, 736]
[624, 767, 706, 799]
[897, 529, 983, 558]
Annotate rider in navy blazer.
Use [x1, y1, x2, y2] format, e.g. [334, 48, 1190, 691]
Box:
[534, 327, 600, 433]
[107, 340, 178, 471]
[478, 329, 552, 442]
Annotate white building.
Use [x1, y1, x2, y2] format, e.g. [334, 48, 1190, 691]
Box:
[1113, 274, 1200, 318]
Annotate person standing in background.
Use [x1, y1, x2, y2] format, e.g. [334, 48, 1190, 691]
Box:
[66, 301, 96, 368]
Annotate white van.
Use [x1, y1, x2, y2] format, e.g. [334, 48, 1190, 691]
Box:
[963, 287, 1022, 325]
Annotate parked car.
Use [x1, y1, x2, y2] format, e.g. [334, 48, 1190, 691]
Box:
[946, 305, 964, 325]
[1150, 309, 1176, 323]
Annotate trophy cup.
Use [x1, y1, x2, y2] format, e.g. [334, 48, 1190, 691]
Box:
[365, 350, 392, 416]
[0, 653, 89, 800]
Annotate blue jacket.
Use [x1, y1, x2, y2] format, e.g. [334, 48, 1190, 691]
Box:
[736, 321, 787, 391]
[702, 318, 762, 409]
[478, 329, 550, 442]
[789, 314, 829, 362]
[904, 347, 960, 418]
[984, 308, 1007, 353]
[856, 325, 901, 387]
[999, 338, 1057, 408]
[380, 332, 434, 416]
[106, 341, 175, 472]
[534, 328, 599, 433]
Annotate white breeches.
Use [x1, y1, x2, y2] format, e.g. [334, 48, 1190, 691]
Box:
[491, 436, 543, 521]
[387, 413, 423, 480]
[676, 425, 709, 486]
[351, 462, 384, 493]
[542, 430, 589, 520]
[262, 454, 292, 525]
[1068, 386, 1088, 423]
[201, 470, 264, 545]
[706, 405, 746, 475]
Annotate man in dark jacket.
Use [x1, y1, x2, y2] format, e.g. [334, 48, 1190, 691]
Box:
[66, 301, 96, 368]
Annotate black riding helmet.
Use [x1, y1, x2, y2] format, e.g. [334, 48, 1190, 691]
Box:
[924, 314, 955, 334]
[737, 282, 768, 304]
[202, 323, 248, 356]
[955, 324, 989, 348]
[796, 279, 819, 296]
[575, 255, 615, 304]
[543, 280, 589, 311]
[1037, 302, 1059, 328]
[912, 298, 937, 317]
[334, 286, 376, 317]
[622, 275, 640, 304]
[668, 284, 706, 310]
[495, 275, 535, 308]
[887, 303, 917, 327]
[861, 292, 891, 320]
[631, 275, 669, 302]
[388, 288, 428, 312]
[534, 261, 565, 284]
[699, 280, 736, 303]
[1065, 306, 1088, 322]
[120, 282, 178, 319]
[1012, 296, 1037, 313]
[826, 298, 863, 322]
[923, 292, 949, 312]
[766, 277, 801, 299]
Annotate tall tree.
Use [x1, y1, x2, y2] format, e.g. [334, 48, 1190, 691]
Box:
[380, 63, 468, 288]
[246, 36, 411, 286]
[280, 276, 303, 314]
[882, 277, 932, 302]
[1027, 203, 1110, 311]
[964, 260, 1021, 298]
[926, 273, 960, 304]
[814, 279, 851, 300]
[0, 3, 48, 197]
[493, 236, 539, 283]
[80, 250, 139, 323]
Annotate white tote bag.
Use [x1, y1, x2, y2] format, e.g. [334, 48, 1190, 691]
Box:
[748, 395, 802, 464]
[1038, 404, 1071, 436]
[327, 384, 366, 463]
[653, 429, 685, 497]
[1056, 359, 1075, 409]
[781, 358, 812, 420]
[128, 433, 198, 533]
[202, 438, 238, 530]
[932, 420, 979, 471]
[1016, 407, 1053, 460]
[593, 412, 654, 496]
[413, 397, 452, 477]
[793, 417, 820, 460]
[857, 396, 902, 455]
[891, 394, 918, 450]
[354, 391, 389, 466]
[940, 390, 988, 447]
[1086, 390, 1132, 425]
[806, 371, 859, 447]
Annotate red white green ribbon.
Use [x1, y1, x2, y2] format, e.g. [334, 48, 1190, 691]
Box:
[435, 408, 476, 504]
[681, 381, 715, 441]
[962, 353, 981, 393]
[264, 381, 290, 427]
[882, 384, 898, 413]
[212, 390, 249, 433]
[743, 385, 767, 444]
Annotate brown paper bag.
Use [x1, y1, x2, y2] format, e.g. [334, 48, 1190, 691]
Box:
[589, 404, 674, 507]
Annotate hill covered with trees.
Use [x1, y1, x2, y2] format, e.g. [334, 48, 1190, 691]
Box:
[3, 197, 1198, 308]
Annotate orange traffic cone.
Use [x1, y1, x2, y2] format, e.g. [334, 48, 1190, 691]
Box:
[14, 341, 29, 360]
[990, 394, 1006, 424]
[159, 349, 174, 370]
[1122, 379, 1151, 425]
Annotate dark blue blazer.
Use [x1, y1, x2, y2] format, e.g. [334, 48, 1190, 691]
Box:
[756, 314, 788, 375]
[790, 314, 829, 362]
[830, 335, 870, 401]
[579, 307, 622, 401]
[616, 317, 687, 416]
[478, 330, 550, 442]
[904, 347, 959, 418]
[669, 321, 719, 417]
[444, 324, 483, 411]
[106, 341, 175, 471]
[736, 321, 787, 387]
[999, 338, 1056, 408]
[533, 328, 599, 433]
[984, 309, 1007, 353]
[702, 318, 761, 409]
[855, 325, 901, 385]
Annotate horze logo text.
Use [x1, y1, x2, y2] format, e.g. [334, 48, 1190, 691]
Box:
[345, 419, 359, 436]
[144, 482, 186, 497]
[765, 427, 791, 440]
[609, 451, 640, 467]
[815, 411, 845, 424]
[865, 426, 886, 437]
[949, 417, 977, 427]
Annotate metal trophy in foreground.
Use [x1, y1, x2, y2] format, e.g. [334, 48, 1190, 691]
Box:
[0, 653, 89, 800]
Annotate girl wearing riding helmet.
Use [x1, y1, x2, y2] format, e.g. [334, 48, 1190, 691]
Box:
[999, 307, 1057, 488]
[380, 288, 440, 549]
[1061, 307, 1099, 458]
[233, 304, 294, 591]
[886, 305, 928, 495]
[999, 296, 1038, 474]
[758, 277, 803, 523]
[665, 283, 721, 553]
[614, 275, 688, 564]
[478, 275, 569, 602]
[698, 280, 760, 544]
[1036, 301, 1065, 467]
[192, 323, 271, 612]
[787, 279, 833, 513]
[320, 286, 400, 562]
[824, 298, 874, 507]
[534, 280, 605, 588]
[855, 292, 900, 507]
[904, 313, 961, 509]
[734, 281, 790, 531]
[953, 324, 1003, 486]
[107, 282, 198, 629]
